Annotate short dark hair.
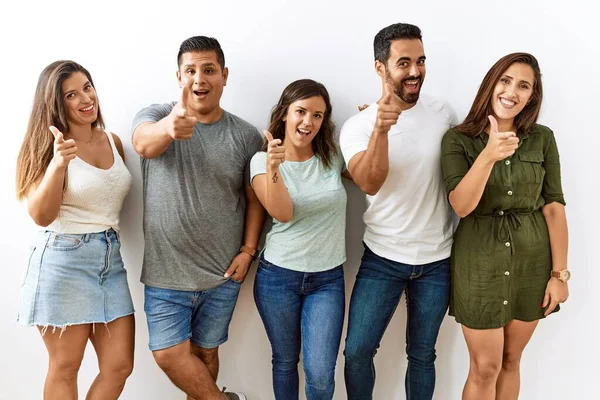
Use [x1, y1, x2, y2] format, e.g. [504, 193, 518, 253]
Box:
[264, 79, 337, 169]
[374, 23, 422, 63]
[177, 36, 225, 69]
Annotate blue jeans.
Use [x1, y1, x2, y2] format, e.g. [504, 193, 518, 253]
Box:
[254, 258, 345, 400]
[344, 245, 450, 400]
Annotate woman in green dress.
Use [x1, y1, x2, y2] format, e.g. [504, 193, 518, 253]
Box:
[441, 52, 570, 400]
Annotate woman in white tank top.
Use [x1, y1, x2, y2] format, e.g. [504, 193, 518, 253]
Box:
[15, 60, 135, 399]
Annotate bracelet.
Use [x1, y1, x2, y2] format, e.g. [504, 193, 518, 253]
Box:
[240, 245, 258, 260]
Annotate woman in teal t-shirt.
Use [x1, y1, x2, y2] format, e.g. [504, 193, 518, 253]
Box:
[250, 79, 348, 400]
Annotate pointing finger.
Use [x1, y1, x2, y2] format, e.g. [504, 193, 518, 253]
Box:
[263, 130, 274, 143]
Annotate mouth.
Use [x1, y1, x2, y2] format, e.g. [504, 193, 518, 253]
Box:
[79, 104, 95, 114]
[193, 89, 210, 99]
[499, 97, 517, 108]
[296, 128, 312, 137]
[402, 78, 421, 93]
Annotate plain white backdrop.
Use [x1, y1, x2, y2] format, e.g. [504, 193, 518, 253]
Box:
[0, 0, 597, 398]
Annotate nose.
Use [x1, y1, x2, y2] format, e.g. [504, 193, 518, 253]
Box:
[303, 114, 314, 127]
[409, 63, 421, 78]
[81, 92, 92, 102]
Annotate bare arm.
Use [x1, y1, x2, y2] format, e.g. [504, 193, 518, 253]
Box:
[542, 202, 568, 272]
[347, 83, 402, 195]
[252, 131, 293, 222]
[132, 85, 197, 159]
[242, 184, 267, 251]
[27, 126, 76, 226]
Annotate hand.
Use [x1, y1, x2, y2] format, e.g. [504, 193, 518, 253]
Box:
[358, 103, 369, 112]
[223, 251, 253, 283]
[264, 130, 285, 169]
[482, 115, 519, 162]
[166, 83, 198, 140]
[375, 82, 402, 134]
[542, 277, 569, 317]
[49, 126, 77, 168]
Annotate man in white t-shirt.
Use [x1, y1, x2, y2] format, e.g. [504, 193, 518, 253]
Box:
[340, 23, 457, 400]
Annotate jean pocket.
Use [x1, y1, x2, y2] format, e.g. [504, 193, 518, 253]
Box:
[46, 233, 86, 251]
[20, 246, 36, 287]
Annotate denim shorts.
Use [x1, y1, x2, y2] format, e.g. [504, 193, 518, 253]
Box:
[17, 229, 135, 328]
[144, 279, 242, 351]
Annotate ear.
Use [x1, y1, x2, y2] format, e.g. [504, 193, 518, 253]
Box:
[222, 67, 229, 86]
[375, 60, 386, 78]
[176, 70, 182, 87]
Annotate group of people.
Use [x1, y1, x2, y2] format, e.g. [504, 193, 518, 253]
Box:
[15, 22, 569, 400]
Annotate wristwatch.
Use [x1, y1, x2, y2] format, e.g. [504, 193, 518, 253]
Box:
[240, 245, 258, 260]
[551, 269, 571, 282]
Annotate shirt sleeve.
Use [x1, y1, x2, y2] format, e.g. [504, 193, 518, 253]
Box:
[541, 128, 566, 206]
[249, 151, 267, 188]
[441, 129, 470, 196]
[339, 108, 374, 167]
[245, 127, 265, 185]
[131, 102, 175, 134]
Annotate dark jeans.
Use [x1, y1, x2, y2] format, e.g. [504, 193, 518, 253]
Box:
[254, 258, 345, 400]
[344, 245, 450, 400]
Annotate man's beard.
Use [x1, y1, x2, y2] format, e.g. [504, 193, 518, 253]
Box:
[387, 72, 423, 104]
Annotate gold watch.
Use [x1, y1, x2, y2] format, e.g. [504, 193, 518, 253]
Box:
[551, 269, 571, 282]
[240, 245, 257, 260]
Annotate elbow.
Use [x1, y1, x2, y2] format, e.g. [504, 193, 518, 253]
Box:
[360, 183, 382, 196]
[29, 211, 55, 227]
[273, 210, 293, 223]
[453, 209, 470, 219]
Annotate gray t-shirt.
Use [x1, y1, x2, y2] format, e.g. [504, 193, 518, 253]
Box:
[133, 102, 263, 291]
[250, 152, 347, 272]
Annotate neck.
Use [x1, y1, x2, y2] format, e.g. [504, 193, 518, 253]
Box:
[66, 124, 93, 140]
[189, 106, 224, 124]
[283, 140, 314, 162]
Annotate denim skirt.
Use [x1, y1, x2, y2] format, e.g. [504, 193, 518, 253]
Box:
[17, 229, 134, 328]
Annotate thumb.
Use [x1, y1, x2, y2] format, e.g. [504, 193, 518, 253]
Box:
[178, 84, 191, 117]
[542, 290, 550, 308]
[224, 260, 237, 278]
[49, 126, 64, 143]
[381, 83, 394, 105]
[487, 115, 499, 135]
[263, 129, 274, 143]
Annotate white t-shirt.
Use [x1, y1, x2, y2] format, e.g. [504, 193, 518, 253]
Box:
[339, 94, 458, 264]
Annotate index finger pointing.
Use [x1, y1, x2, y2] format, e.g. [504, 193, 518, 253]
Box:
[263, 129, 274, 143]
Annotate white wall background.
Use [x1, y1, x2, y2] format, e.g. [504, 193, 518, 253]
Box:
[1, 0, 598, 398]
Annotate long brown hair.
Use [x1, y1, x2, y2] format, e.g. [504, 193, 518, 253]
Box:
[16, 60, 104, 199]
[456, 53, 543, 137]
[263, 79, 337, 169]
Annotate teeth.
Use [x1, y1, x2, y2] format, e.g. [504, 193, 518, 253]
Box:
[500, 98, 516, 106]
[405, 80, 419, 85]
[81, 105, 94, 111]
[298, 129, 310, 134]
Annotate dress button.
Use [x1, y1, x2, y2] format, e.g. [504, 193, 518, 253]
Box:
[505, 271, 510, 276]
[507, 190, 513, 196]
[505, 160, 511, 165]
[503, 300, 508, 305]
[505, 242, 511, 247]
[498, 211, 504, 216]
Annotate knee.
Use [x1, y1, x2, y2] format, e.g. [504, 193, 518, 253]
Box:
[153, 348, 181, 372]
[344, 341, 376, 365]
[272, 355, 299, 375]
[304, 363, 335, 391]
[407, 345, 436, 367]
[470, 358, 502, 383]
[48, 358, 82, 381]
[501, 351, 522, 372]
[101, 358, 134, 381]
[195, 347, 219, 365]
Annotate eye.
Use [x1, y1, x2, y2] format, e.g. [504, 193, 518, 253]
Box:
[315, 114, 323, 119]
[84, 84, 92, 92]
[204, 69, 214, 74]
[186, 69, 195, 75]
[66, 93, 75, 99]
[399, 62, 409, 68]
[520, 84, 531, 90]
[296, 109, 305, 115]
[417, 59, 426, 65]
[500, 77, 510, 84]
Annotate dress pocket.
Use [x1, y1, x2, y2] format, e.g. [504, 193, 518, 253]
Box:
[518, 151, 545, 183]
[46, 233, 86, 251]
[20, 246, 36, 287]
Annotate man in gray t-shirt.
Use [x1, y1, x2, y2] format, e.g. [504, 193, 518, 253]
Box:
[132, 36, 264, 400]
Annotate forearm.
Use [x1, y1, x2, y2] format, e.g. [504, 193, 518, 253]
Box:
[265, 167, 293, 222]
[27, 162, 67, 226]
[351, 130, 389, 195]
[132, 119, 174, 159]
[542, 204, 568, 271]
[449, 151, 495, 217]
[243, 194, 266, 250]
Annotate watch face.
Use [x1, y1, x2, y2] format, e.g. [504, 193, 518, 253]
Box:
[562, 270, 571, 281]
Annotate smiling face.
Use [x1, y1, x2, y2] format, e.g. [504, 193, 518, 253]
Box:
[378, 38, 426, 106]
[177, 50, 228, 120]
[62, 71, 98, 128]
[490, 63, 535, 127]
[282, 96, 326, 151]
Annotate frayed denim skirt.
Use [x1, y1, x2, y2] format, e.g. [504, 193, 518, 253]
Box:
[17, 229, 134, 328]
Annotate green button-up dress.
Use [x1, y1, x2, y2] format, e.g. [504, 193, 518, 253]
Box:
[441, 123, 565, 329]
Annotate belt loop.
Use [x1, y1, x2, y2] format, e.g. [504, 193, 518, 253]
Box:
[83, 233, 91, 243]
[115, 230, 120, 243]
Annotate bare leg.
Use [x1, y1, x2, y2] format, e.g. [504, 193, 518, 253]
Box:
[153, 340, 225, 400]
[39, 324, 90, 400]
[496, 320, 539, 400]
[461, 325, 504, 400]
[86, 315, 135, 400]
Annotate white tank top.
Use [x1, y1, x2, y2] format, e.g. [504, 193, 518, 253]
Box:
[46, 131, 132, 234]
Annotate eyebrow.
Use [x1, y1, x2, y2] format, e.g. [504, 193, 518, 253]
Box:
[183, 62, 217, 69]
[64, 81, 91, 94]
[295, 106, 325, 114]
[396, 55, 426, 63]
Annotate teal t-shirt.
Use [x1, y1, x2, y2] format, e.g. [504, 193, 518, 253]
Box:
[250, 151, 347, 272]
